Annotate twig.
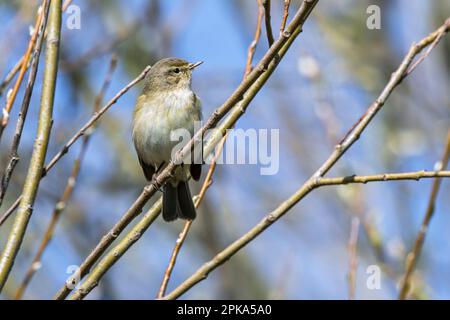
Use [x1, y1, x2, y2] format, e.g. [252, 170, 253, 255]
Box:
[0, 0, 51, 208]
[280, 0, 291, 34]
[161, 19, 450, 299]
[244, 0, 264, 78]
[157, 133, 228, 298]
[13, 56, 118, 300]
[348, 217, 360, 300]
[0, 0, 73, 101]
[0, 1, 46, 141]
[399, 129, 450, 299]
[0, 0, 62, 292]
[57, 0, 319, 300]
[0, 66, 152, 227]
[262, 0, 274, 46]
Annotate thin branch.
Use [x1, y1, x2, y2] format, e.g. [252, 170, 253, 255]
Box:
[160, 19, 450, 299]
[244, 0, 264, 78]
[0, 0, 73, 99]
[157, 133, 228, 298]
[13, 56, 118, 300]
[262, 0, 274, 46]
[57, 0, 319, 300]
[348, 217, 360, 300]
[399, 129, 450, 299]
[280, 0, 291, 35]
[0, 0, 51, 208]
[162, 168, 450, 299]
[0, 0, 62, 292]
[0, 1, 46, 141]
[0, 65, 152, 227]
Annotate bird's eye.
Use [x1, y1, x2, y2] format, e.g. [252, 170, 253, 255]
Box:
[173, 68, 180, 73]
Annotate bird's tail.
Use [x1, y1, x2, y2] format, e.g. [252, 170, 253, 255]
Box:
[162, 182, 196, 221]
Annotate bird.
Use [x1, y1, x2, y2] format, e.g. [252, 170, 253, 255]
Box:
[132, 57, 203, 221]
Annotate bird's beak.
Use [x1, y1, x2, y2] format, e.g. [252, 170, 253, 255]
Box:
[188, 61, 203, 70]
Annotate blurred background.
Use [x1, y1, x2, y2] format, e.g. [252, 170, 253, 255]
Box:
[0, 0, 449, 299]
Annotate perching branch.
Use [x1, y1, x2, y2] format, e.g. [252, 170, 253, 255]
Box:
[0, 0, 62, 292]
[399, 129, 450, 299]
[0, 0, 51, 208]
[13, 56, 118, 300]
[161, 19, 450, 299]
[56, 0, 319, 300]
[157, 133, 228, 298]
[0, 66, 152, 227]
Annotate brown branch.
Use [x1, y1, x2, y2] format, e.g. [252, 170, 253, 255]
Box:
[347, 217, 360, 300]
[0, 0, 62, 292]
[244, 0, 264, 78]
[399, 129, 450, 299]
[157, 133, 228, 298]
[61, 0, 319, 300]
[13, 56, 118, 300]
[280, 0, 291, 34]
[161, 19, 450, 299]
[0, 1, 46, 141]
[0, 65, 152, 227]
[262, 0, 274, 46]
[0, 0, 51, 208]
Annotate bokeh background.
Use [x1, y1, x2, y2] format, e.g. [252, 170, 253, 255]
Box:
[0, 0, 449, 299]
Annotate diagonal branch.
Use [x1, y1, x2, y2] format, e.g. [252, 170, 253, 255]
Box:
[13, 56, 118, 300]
[160, 19, 450, 299]
[399, 129, 450, 299]
[262, 0, 274, 46]
[56, 0, 319, 300]
[0, 0, 62, 292]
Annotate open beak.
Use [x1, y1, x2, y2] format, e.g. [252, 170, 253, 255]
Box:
[188, 61, 203, 70]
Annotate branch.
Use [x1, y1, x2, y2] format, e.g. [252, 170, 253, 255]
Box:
[157, 133, 228, 298]
[262, 0, 274, 46]
[280, 0, 291, 35]
[13, 56, 118, 300]
[347, 217, 360, 300]
[399, 129, 450, 299]
[0, 0, 62, 292]
[162, 169, 450, 299]
[160, 19, 450, 299]
[56, 0, 319, 300]
[0, 1, 46, 141]
[0, 0, 51, 208]
[243, 0, 264, 78]
[0, 66, 152, 227]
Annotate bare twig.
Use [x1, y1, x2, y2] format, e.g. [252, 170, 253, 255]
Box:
[57, 0, 319, 300]
[0, 0, 62, 292]
[348, 217, 360, 300]
[244, 0, 264, 78]
[0, 1, 46, 141]
[262, 0, 274, 46]
[13, 56, 118, 300]
[0, 66, 152, 227]
[280, 0, 291, 35]
[157, 133, 228, 298]
[0, 0, 51, 209]
[161, 19, 450, 299]
[399, 129, 450, 299]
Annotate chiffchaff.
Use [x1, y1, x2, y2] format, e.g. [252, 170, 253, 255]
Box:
[132, 58, 203, 221]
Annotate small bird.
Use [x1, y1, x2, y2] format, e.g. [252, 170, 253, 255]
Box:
[132, 58, 203, 221]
